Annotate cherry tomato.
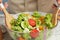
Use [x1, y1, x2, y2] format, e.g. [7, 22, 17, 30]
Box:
[30, 29, 39, 38]
[28, 19, 36, 27]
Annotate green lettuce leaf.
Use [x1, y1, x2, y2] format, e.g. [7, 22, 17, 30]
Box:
[32, 11, 41, 18]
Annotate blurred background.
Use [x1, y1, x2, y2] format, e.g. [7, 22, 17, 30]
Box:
[0, 0, 57, 24]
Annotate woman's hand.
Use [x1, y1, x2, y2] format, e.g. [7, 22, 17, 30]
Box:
[0, 0, 8, 11]
[57, 0, 60, 4]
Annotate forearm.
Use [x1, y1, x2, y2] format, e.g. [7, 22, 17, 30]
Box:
[0, 0, 2, 3]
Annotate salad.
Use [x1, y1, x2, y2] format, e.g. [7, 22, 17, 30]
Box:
[10, 11, 54, 40]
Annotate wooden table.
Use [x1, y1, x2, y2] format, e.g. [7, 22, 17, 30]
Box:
[0, 27, 3, 40]
[0, 16, 13, 40]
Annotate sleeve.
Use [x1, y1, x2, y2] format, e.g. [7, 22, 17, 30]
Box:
[3, 0, 8, 3]
[54, 0, 58, 6]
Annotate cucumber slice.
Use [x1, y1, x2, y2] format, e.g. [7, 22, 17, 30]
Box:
[21, 21, 25, 29]
[21, 21, 33, 30]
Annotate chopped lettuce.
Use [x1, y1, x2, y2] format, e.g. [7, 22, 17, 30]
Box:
[36, 20, 41, 28]
[16, 13, 25, 25]
[44, 13, 54, 29]
[45, 22, 54, 29]
[12, 26, 23, 32]
[10, 19, 17, 26]
[45, 13, 52, 22]
[23, 33, 31, 40]
[32, 11, 41, 18]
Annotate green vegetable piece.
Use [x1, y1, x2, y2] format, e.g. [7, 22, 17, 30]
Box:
[32, 11, 41, 18]
[35, 31, 44, 40]
[44, 13, 54, 29]
[10, 19, 16, 26]
[45, 22, 54, 29]
[36, 20, 41, 28]
[21, 21, 32, 30]
[12, 26, 23, 32]
[45, 13, 52, 21]
[23, 33, 31, 40]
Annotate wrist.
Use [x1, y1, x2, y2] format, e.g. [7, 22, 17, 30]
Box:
[0, 3, 4, 8]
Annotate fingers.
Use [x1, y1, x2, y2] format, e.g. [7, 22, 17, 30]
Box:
[0, 8, 2, 11]
[4, 2, 8, 8]
[58, 15, 60, 20]
[0, 2, 8, 11]
[57, 0, 60, 4]
[0, 0, 2, 11]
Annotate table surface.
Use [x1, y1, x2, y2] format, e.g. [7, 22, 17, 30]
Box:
[0, 16, 13, 40]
